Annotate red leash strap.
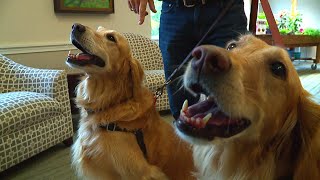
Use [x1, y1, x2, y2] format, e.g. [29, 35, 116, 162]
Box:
[250, 0, 284, 47]
[153, 95, 157, 107]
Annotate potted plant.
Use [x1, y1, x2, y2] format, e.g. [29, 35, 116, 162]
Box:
[256, 8, 320, 69]
[277, 10, 303, 35]
[303, 28, 320, 37]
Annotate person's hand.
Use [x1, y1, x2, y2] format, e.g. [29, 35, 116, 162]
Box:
[128, 0, 157, 25]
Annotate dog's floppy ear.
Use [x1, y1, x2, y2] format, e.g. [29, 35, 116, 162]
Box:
[129, 58, 144, 97]
[293, 90, 320, 179]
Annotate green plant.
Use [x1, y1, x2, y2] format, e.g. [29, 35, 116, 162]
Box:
[64, 0, 110, 8]
[279, 28, 291, 35]
[277, 10, 302, 35]
[303, 28, 320, 37]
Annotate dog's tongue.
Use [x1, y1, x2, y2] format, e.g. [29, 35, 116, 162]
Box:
[75, 53, 93, 61]
[77, 53, 92, 61]
[182, 99, 241, 128]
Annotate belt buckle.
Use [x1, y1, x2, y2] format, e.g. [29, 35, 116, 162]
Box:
[182, 0, 206, 7]
[183, 0, 196, 7]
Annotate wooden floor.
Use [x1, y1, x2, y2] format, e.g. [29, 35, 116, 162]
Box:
[0, 143, 77, 180]
[0, 60, 319, 180]
[295, 61, 320, 103]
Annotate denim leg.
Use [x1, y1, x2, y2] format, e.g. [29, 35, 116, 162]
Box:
[197, 0, 248, 47]
[159, 0, 248, 119]
[159, 2, 199, 119]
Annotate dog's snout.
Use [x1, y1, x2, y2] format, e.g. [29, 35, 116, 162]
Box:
[72, 23, 86, 33]
[191, 45, 231, 73]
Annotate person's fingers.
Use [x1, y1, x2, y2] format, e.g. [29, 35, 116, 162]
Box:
[138, 13, 148, 25]
[148, 0, 157, 13]
[129, 0, 138, 13]
[128, 0, 134, 11]
[138, 1, 147, 24]
[134, 0, 140, 14]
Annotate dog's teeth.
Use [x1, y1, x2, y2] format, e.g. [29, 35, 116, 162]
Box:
[68, 50, 71, 56]
[182, 99, 188, 111]
[76, 53, 80, 59]
[202, 113, 212, 125]
[189, 117, 195, 126]
[196, 118, 203, 128]
[180, 110, 185, 117]
[196, 118, 201, 126]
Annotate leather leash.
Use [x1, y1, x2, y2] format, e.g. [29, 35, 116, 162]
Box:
[154, 0, 236, 100]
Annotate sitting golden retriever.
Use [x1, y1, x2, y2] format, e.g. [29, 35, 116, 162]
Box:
[67, 23, 195, 180]
[175, 35, 320, 179]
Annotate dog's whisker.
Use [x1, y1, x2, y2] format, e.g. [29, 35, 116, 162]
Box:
[173, 85, 184, 96]
[171, 75, 184, 87]
[184, 86, 199, 98]
[243, 86, 259, 95]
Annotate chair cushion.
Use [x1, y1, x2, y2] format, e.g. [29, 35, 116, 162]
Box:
[0, 91, 62, 136]
[144, 70, 166, 92]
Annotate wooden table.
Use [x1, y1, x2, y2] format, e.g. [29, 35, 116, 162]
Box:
[256, 35, 320, 70]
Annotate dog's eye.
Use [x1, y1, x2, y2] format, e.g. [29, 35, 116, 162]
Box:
[106, 34, 116, 43]
[271, 62, 286, 79]
[227, 43, 237, 50]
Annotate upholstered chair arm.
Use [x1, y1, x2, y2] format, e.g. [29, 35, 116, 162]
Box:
[0, 54, 70, 104]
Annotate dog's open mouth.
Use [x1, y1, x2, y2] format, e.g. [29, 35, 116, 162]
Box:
[67, 40, 105, 67]
[176, 84, 251, 141]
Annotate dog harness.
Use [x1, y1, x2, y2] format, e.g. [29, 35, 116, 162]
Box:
[99, 123, 148, 159]
[85, 105, 148, 159]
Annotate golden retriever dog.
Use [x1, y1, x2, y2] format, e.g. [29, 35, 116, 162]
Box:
[175, 35, 320, 179]
[66, 23, 195, 180]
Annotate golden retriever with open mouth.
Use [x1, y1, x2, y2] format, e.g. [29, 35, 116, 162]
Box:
[175, 35, 320, 179]
[66, 23, 195, 180]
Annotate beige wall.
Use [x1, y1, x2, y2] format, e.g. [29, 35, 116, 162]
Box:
[0, 0, 151, 71]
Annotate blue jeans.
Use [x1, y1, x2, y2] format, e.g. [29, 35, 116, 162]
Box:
[159, 0, 248, 119]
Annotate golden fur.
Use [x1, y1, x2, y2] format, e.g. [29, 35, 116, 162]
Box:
[179, 35, 320, 179]
[68, 25, 195, 180]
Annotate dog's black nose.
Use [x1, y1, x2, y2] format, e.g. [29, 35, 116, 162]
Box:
[72, 23, 86, 33]
[191, 45, 231, 73]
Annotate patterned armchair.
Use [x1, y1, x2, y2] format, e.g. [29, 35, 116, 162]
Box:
[0, 54, 73, 172]
[123, 33, 169, 111]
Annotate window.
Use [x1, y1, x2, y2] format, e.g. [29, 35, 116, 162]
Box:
[151, 1, 162, 39]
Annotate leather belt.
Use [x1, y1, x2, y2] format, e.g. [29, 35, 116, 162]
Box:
[182, 0, 207, 7]
[162, 0, 207, 7]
